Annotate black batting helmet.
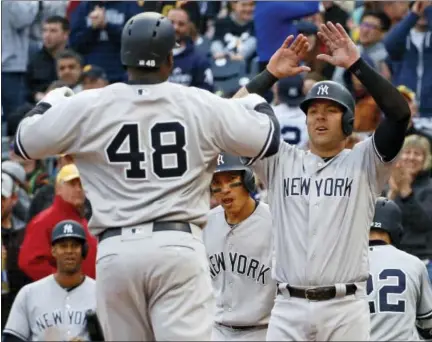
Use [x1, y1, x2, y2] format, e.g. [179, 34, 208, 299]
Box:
[370, 197, 403, 247]
[121, 12, 178, 68]
[51, 220, 88, 259]
[213, 153, 256, 194]
[300, 80, 355, 136]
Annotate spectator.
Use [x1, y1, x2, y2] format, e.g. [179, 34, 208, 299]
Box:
[253, 2, 319, 77]
[384, 1, 432, 118]
[2, 161, 30, 223]
[333, 11, 392, 84]
[27, 15, 70, 104]
[18, 164, 97, 281]
[322, 1, 350, 34]
[387, 135, 432, 279]
[167, 8, 214, 91]
[1, 173, 32, 330]
[381, 0, 410, 27]
[55, 49, 84, 93]
[211, 0, 256, 63]
[1, 2, 39, 120]
[68, 1, 142, 83]
[81, 64, 109, 90]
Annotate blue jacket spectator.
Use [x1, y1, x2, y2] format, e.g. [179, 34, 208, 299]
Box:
[169, 39, 214, 92]
[384, 6, 432, 118]
[253, 1, 320, 67]
[1, 2, 39, 120]
[68, 1, 142, 83]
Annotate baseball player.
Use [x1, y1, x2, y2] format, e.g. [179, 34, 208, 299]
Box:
[368, 197, 432, 341]
[2, 220, 96, 342]
[240, 22, 412, 341]
[12, 12, 311, 341]
[203, 153, 276, 341]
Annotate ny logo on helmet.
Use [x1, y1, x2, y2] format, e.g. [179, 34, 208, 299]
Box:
[63, 224, 74, 234]
[217, 154, 224, 166]
[317, 85, 329, 96]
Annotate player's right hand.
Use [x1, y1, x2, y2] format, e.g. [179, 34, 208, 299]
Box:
[38, 87, 75, 107]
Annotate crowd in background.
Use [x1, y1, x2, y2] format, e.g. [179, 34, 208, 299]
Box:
[1, 0, 432, 330]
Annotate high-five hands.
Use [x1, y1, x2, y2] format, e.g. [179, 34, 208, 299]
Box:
[266, 34, 311, 79]
[317, 22, 361, 69]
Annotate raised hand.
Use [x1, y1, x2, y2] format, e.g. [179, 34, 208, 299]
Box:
[266, 34, 311, 79]
[317, 22, 360, 69]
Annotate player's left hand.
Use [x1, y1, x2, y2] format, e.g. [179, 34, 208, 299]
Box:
[266, 34, 311, 79]
[316, 22, 360, 69]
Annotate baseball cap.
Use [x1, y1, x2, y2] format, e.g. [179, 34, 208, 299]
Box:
[397, 85, 415, 102]
[56, 164, 80, 184]
[277, 75, 305, 107]
[296, 20, 318, 36]
[82, 65, 107, 81]
[2, 160, 26, 184]
[2, 173, 15, 198]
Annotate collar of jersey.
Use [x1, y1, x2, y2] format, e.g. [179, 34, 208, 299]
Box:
[369, 240, 388, 246]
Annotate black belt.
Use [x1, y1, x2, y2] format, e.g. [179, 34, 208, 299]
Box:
[216, 322, 268, 331]
[279, 284, 357, 301]
[97, 222, 192, 243]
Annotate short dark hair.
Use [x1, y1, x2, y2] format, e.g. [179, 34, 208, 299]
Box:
[361, 10, 392, 31]
[55, 49, 83, 66]
[45, 15, 70, 32]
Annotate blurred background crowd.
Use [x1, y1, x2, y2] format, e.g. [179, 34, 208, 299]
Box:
[1, 0, 432, 330]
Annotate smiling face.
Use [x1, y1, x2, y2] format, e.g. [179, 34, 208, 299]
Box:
[399, 146, 426, 177]
[306, 99, 346, 151]
[210, 171, 250, 213]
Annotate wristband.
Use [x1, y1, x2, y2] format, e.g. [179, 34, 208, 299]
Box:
[246, 69, 279, 97]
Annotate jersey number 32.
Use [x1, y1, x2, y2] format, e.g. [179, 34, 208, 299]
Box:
[367, 269, 407, 314]
[105, 122, 187, 179]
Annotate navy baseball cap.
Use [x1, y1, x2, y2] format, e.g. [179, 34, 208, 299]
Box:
[82, 65, 107, 81]
[296, 20, 318, 36]
[277, 75, 305, 107]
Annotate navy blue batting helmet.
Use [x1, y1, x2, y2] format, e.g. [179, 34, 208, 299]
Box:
[370, 197, 403, 247]
[51, 220, 88, 259]
[213, 153, 256, 194]
[300, 80, 355, 136]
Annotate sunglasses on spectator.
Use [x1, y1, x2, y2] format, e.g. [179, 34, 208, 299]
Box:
[360, 22, 381, 30]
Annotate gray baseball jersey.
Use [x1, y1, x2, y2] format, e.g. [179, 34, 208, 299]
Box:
[203, 202, 276, 326]
[14, 83, 277, 234]
[3, 275, 96, 341]
[247, 137, 393, 286]
[368, 243, 432, 341]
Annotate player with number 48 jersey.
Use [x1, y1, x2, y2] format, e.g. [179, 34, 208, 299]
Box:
[368, 197, 432, 341]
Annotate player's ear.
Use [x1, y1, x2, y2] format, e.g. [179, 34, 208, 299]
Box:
[51, 245, 57, 258]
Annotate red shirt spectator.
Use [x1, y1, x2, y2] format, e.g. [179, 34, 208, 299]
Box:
[18, 164, 97, 281]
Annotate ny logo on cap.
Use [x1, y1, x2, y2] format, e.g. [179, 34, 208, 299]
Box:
[317, 85, 329, 96]
[217, 154, 224, 166]
[63, 224, 74, 234]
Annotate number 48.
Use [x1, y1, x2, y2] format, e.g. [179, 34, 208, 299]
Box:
[105, 122, 188, 179]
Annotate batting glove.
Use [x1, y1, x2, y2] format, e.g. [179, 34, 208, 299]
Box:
[38, 87, 75, 107]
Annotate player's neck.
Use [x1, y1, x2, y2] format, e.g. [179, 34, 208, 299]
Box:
[225, 197, 256, 225]
[54, 272, 85, 289]
[1, 214, 12, 229]
[309, 141, 346, 158]
[127, 69, 169, 84]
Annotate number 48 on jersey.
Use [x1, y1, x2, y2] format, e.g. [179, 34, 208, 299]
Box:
[105, 122, 188, 180]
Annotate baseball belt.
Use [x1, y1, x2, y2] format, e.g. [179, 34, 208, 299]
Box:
[97, 222, 192, 243]
[279, 284, 357, 301]
[216, 322, 268, 331]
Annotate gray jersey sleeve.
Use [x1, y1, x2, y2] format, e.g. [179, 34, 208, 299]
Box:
[416, 263, 432, 330]
[3, 286, 31, 340]
[203, 92, 279, 159]
[14, 90, 97, 160]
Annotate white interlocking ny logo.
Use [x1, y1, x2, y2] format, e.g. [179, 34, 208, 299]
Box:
[63, 224, 73, 234]
[317, 85, 329, 96]
[217, 154, 224, 166]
